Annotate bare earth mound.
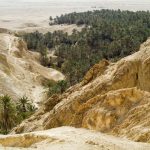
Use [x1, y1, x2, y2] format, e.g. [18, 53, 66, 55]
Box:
[0, 33, 64, 105]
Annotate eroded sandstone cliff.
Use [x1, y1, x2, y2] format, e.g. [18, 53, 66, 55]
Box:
[12, 38, 150, 143]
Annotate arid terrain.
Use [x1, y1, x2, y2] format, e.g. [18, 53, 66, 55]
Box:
[0, 33, 150, 149]
[0, 32, 64, 106]
[1, 0, 150, 31]
[1, 1, 150, 149]
[1, 127, 150, 150]
[11, 38, 150, 143]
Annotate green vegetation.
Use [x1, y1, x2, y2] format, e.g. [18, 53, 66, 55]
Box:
[45, 80, 68, 97]
[0, 95, 16, 134]
[23, 10, 150, 85]
[16, 96, 37, 120]
[0, 95, 36, 134]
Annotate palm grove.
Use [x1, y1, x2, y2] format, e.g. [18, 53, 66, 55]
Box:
[0, 95, 36, 134]
[23, 10, 150, 85]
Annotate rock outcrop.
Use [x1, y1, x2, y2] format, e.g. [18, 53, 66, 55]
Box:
[1, 127, 150, 150]
[12, 38, 150, 143]
[0, 33, 64, 105]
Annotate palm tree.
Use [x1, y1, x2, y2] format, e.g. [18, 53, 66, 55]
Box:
[57, 80, 67, 93]
[27, 103, 37, 113]
[17, 96, 29, 113]
[17, 96, 36, 120]
[0, 95, 15, 134]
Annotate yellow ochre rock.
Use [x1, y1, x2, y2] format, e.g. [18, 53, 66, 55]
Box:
[12, 38, 150, 143]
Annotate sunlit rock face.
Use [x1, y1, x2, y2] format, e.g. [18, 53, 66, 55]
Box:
[12, 38, 150, 143]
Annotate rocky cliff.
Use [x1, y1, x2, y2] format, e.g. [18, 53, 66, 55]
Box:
[0, 33, 64, 105]
[11, 38, 150, 143]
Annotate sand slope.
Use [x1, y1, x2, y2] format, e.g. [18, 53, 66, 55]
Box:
[0, 33, 64, 105]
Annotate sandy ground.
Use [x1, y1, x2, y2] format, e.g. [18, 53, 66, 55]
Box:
[0, 0, 91, 32]
[14, 24, 83, 35]
[0, 127, 150, 150]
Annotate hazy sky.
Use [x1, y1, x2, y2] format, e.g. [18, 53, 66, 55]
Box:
[0, 0, 148, 1]
[1, 0, 150, 11]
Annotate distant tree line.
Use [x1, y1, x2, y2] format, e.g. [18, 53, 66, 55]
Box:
[23, 9, 150, 85]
